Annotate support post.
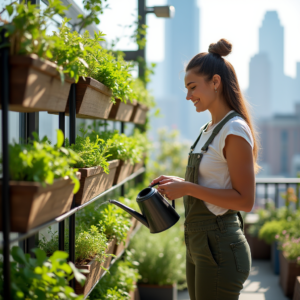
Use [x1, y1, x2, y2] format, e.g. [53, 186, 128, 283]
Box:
[1, 28, 11, 300]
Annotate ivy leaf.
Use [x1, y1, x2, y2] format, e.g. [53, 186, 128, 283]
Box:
[6, 5, 14, 16]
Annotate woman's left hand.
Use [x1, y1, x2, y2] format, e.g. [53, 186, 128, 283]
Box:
[157, 180, 188, 200]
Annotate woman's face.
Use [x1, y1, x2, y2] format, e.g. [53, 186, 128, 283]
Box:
[185, 69, 217, 113]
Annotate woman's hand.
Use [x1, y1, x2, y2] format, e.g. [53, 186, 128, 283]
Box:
[150, 175, 184, 187]
[156, 180, 188, 201]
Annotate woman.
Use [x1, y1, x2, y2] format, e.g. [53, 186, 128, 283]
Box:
[150, 39, 258, 300]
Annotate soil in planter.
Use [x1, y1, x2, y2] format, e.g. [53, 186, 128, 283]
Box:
[0, 55, 73, 112]
[138, 283, 177, 300]
[0, 178, 75, 232]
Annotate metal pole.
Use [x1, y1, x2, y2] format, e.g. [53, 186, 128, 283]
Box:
[275, 183, 279, 208]
[1, 29, 11, 300]
[264, 183, 268, 208]
[69, 84, 76, 288]
[138, 0, 146, 79]
[120, 121, 125, 197]
[59, 112, 65, 251]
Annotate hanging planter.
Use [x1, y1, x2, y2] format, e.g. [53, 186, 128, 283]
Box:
[75, 160, 120, 206]
[65, 77, 113, 119]
[280, 252, 300, 298]
[138, 283, 177, 300]
[0, 176, 78, 232]
[0, 55, 73, 113]
[130, 103, 149, 125]
[113, 160, 134, 185]
[75, 239, 116, 296]
[108, 99, 137, 122]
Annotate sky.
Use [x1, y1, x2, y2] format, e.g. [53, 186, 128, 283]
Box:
[74, 0, 300, 91]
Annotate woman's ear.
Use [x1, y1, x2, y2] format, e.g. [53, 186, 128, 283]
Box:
[212, 74, 221, 90]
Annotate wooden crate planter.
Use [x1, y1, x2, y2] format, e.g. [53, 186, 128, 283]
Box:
[130, 103, 149, 125]
[75, 239, 116, 296]
[0, 54, 73, 112]
[293, 277, 300, 300]
[138, 283, 177, 300]
[113, 160, 134, 185]
[280, 252, 300, 298]
[75, 160, 120, 206]
[65, 77, 113, 119]
[108, 99, 137, 122]
[0, 177, 77, 232]
[133, 161, 144, 173]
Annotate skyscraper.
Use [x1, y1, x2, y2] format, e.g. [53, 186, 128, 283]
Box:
[149, 0, 208, 142]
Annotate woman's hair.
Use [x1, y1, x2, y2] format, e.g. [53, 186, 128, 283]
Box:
[186, 38, 260, 173]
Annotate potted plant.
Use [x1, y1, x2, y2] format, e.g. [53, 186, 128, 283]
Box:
[130, 225, 186, 300]
[89, 252, 141, 300]
[0, 130, 80, 232]
[0, 246, 86, 299]
[0, 1, 88, 112]
[66, 127, 119, 205]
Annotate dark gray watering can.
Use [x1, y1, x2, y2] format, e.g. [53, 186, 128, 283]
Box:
[109, 182, 180, 233]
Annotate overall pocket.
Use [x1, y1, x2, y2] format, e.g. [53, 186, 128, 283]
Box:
[230, 239, 251, 273]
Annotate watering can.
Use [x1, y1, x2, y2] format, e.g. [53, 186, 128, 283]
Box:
[109, 182, 180, 233]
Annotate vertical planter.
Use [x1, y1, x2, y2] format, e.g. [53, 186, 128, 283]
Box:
[0, 54, 73, 112]
[130, 103, 149, 125]
[279, 252, 300, 298]
[293, 277, 300, 300]
[108, 99, 137, 122]
[113, 160, 134, 185]
[0, 177, 77, 232]
[75, 160, 120, 206]
[138, 283, 177, 300]
[65, 77, 113, 119]
[75, 239, 116, 296]
[271, 241, 281, 275]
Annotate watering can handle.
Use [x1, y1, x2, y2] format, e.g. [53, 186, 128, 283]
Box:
[149, 182, 176, 209]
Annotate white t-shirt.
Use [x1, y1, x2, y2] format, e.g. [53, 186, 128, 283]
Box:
[193, 111, 254, 216]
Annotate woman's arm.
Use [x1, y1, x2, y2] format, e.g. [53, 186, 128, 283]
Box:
[157, 135, 255, 212]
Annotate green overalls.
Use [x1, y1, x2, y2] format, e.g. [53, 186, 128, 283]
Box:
[184, 112, 251, 300]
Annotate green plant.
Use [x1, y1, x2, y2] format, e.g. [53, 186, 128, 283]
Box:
[259, 220, 289, 244]
[66, 127, 112, 171]
[89, 252, 140, 300]
[2, 130, 80, 193]
[39, 225, 109, 266]
[129, 225, 186, 287]
[0, 246, 86, 300]
[279, 233, 300, 263]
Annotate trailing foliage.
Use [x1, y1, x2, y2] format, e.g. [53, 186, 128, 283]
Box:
[65, 127, 112, 171]
[1, 130, 80, 193]
[0, 246, 86, 300]
[89, 252, 140, 300]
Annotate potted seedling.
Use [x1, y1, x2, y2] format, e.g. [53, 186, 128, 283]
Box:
[0, 130, 80, 232]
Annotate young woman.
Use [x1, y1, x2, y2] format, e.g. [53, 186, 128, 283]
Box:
[150, 39, 258, 300]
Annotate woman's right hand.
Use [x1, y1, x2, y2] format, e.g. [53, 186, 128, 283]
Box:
[150, 175, 185, 187]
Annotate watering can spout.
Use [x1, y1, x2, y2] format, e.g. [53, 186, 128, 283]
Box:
[109, 200, 149, 228]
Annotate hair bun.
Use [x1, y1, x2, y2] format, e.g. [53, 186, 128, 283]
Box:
[208, 39, 232, 57]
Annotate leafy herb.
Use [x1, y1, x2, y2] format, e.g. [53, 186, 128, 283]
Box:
[0, 246, 86, 300]
[1, 130, 80, 193]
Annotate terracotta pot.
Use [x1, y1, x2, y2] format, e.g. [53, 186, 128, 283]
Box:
[138, 283, 177, 300]
[280, 252, 300, 298]
[108, 99, 137, 122]
[113, 160, 134, 185]
[0, 54, 73, 112]
[75, 160, 120, 206]
[0, 177, 78, 232]
[65, 77, 113, 119]
[293, 277, 300, 300]
[75, 239, 116, 296]
[130, 103, 149, 125]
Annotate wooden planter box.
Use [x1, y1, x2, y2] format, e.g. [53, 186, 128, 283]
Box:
[245, 231, 271, 260]
[113, 160, 134, 185]
[108, 99, 136, 122]
[129, 287, 141, 300]
[75, 239, 116, 296]
[0, 54, 73, 112]
[65, 77, 113, 119]
[293, 277, 300, 300]
[75, 160, 120, 206]
[133, 161, 144, 173]
[138, 283, 177, 300]
[280, 252, 300, 298]
[130, 103, 149, 125]
[0, 177, 77, 232]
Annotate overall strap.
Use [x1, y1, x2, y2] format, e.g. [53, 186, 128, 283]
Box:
[189, 121, 210, 155]
[201, 111, 241, 152]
